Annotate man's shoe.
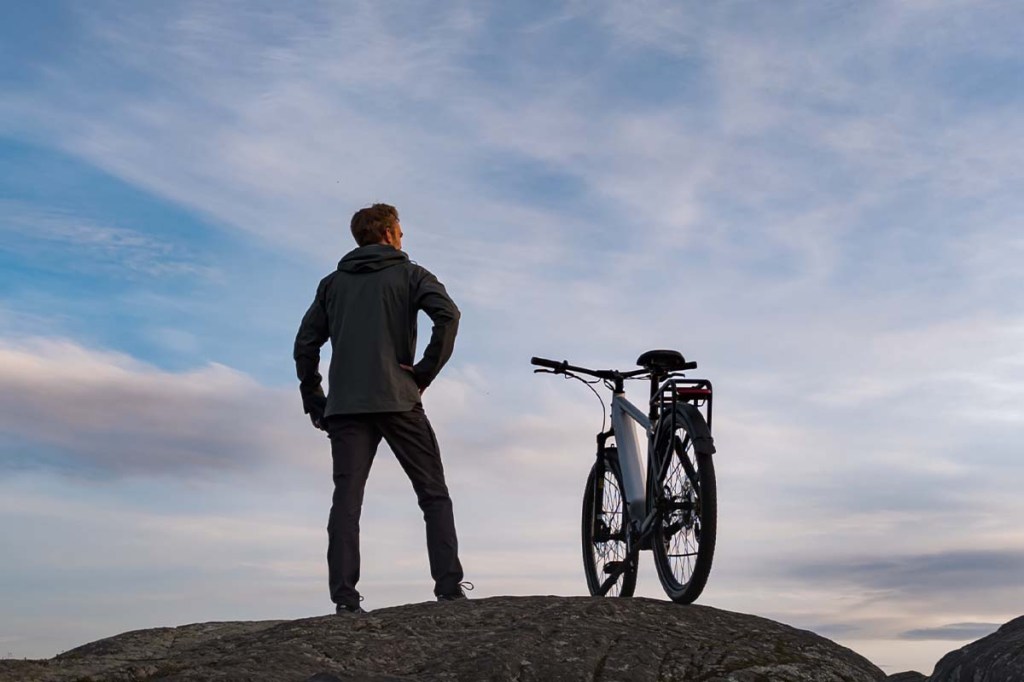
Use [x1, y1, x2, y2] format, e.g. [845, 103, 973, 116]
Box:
[437, 581, 474, 602]
[436, 591, 465, 602]
[336, 603, 367, 614]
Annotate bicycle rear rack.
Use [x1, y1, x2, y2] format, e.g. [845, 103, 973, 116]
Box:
[653, 377, 714, 431]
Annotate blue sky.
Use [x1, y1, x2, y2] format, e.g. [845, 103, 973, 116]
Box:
[3, 1, 1024, 674]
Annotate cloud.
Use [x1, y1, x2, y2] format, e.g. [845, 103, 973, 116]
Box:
[1, 1, 492, 254]
[790, 550, 1024, 596]
[900, 622, 1001, 641]
[0, 336, 318, 477]
[6, 0, 1023, 325]
[1, 200, 210, 279]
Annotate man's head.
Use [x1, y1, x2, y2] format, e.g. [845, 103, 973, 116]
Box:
[350, 203, 403, 249]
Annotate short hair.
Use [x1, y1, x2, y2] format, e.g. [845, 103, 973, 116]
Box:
[350, 203, 399, 246]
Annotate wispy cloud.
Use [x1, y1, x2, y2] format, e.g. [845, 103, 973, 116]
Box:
[6, 0, 1022, 316]
[792, 550, 1024, 596]
[1, 201, 210, 279]
[900, 622, 1001, 641]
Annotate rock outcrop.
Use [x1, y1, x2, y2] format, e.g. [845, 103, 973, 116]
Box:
[928, 614, 1024, 682]
[0, 596, 886, 681]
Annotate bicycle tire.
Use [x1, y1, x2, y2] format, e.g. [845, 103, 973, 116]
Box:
[649, 405, 717, 603]
[581, 448, 637, 597]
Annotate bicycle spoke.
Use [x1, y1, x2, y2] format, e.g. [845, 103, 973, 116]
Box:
[658, 436, 702, 587]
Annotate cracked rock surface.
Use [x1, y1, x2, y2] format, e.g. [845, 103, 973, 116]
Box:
[0, 596, 885, 681]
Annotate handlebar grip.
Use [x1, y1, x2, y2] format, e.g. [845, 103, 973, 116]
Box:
[531, 356, 565, 371]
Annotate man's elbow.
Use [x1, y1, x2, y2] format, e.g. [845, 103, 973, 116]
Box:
[434, 303, 460, 325]
[443, 307, 460, 329]
[293, 338, 321, 365]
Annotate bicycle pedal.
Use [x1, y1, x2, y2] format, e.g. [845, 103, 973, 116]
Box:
[603, 561, 623, 575]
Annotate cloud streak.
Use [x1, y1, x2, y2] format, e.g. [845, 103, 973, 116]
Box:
[900, 622, 1001, 642]
[1, 200, 209, 279]
[791, 550, 1024, 596]
[0, 337, 314, 476]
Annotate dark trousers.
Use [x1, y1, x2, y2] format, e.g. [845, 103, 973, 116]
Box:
[325, 404, 463, 607]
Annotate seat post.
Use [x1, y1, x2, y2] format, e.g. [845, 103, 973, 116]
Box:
[648, 371, 664, 422]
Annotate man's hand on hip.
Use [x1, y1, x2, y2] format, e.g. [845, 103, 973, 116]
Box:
[400, 364, 425, 395]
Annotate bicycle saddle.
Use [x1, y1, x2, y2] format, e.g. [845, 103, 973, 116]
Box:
[636, 349, 687, 372]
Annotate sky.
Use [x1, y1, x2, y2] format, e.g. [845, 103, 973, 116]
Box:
[2, 0, 1023, 675]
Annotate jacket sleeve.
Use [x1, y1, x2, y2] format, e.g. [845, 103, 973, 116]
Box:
[412, 267, 460, 389]
[293, 278, 330, 414]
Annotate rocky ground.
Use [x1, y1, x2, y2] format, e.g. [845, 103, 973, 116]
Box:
[0, 595, 887, 681]
[927, 614, 1024, 681]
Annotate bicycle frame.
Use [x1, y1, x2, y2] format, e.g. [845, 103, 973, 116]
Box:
[593, 377, 714, 596]
[601, 376, 714, 523]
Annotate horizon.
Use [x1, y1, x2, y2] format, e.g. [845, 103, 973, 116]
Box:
[3, 1, 1024, 675]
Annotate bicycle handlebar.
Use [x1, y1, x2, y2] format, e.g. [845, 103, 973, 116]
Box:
[531, 356, 618, 379]
[531, 356, 698, 378]
[530, 356, 568, 372]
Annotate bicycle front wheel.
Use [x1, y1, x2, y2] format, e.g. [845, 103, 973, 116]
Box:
[581, 449, 637, 597]
[649, 407, 717, 603]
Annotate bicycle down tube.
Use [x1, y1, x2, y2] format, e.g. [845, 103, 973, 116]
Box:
[610, 393, 650, 524]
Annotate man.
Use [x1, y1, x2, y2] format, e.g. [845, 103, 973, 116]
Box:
[293, 203, 467, 614]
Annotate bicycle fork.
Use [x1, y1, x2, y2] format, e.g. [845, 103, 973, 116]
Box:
[593, 395, 650, 596]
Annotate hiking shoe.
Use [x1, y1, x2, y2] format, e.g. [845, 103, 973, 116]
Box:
[336, 603, 367, 614]
[336, 596, 366, 614]
[437, 581, 474, 602]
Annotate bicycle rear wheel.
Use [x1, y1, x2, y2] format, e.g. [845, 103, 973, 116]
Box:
[581, 449, 637, 597]
[649, 407, 717, 603]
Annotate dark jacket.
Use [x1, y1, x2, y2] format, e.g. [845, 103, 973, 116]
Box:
[293, 244, 460, 416]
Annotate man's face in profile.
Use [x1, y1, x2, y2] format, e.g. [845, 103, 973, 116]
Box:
[385, 221, 404, 250]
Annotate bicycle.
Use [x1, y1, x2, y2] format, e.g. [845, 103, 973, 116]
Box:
[530, 349, 717, 604]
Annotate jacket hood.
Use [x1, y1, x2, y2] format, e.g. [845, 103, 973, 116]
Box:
[338, 244, 409, 273]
